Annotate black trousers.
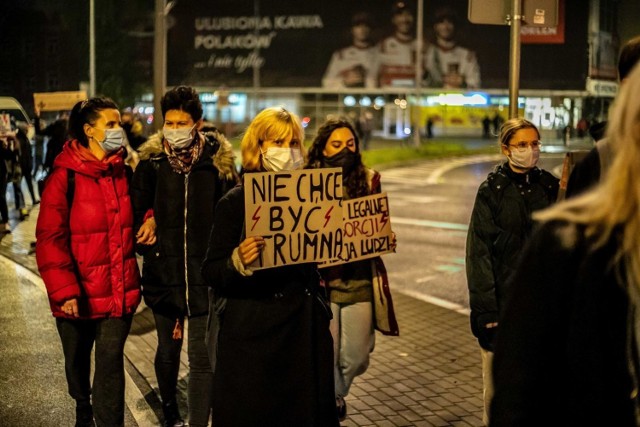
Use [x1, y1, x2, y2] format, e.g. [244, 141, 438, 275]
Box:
[0, 173, 8, 223]
[153, 312, 213, 426]
[56, 316, 133, 427]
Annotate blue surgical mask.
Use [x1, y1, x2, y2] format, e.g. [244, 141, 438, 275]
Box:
[96, 128, 125, 153]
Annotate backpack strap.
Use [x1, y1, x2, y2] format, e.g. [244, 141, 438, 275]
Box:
[66, 169, 75, 208]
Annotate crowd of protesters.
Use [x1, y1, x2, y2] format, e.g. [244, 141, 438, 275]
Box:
[0, 30, 634, 427]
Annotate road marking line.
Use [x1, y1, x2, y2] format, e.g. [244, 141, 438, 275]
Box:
[393, 217, 468, 231]
[399, 288, 470, 316]
[0, 254, 159, 426]
[425, 155, 502, 184]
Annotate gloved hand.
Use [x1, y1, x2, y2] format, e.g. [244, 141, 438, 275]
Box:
[477, 323, 498, 352]
[472, 311, 499, 351]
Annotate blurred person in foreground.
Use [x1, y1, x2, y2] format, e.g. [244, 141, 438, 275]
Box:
[35, 97, 141, 427]
[565, 35, 640, 198]
[201, 106, 338, 426]
[490, 62, 640, 427]
[131, 86, 238, 427]
[305, 117, 399, 421]
[466, 118, 559, 425]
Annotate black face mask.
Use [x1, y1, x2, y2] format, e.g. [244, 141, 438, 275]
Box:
[323, 147, 358, 176]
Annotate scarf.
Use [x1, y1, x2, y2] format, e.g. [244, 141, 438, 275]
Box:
[163, 135, 204, 174]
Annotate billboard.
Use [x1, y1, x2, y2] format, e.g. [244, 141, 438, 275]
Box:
[167, 0, 593, 91]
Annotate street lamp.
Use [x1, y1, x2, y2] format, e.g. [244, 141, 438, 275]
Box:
[89, 0, 95, 97]
[153, 0, 176, 130]
[413, 0, 424, 147]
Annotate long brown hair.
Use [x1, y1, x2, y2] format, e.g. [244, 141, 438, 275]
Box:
[306, 117, 369, 198]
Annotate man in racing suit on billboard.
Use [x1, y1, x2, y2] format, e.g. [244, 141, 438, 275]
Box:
[425, 6, 481, 89]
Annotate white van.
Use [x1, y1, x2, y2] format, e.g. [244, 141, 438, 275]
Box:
[0, 96, 35, 140]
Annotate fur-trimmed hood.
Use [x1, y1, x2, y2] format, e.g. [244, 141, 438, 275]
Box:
[137, 129, 237, 180]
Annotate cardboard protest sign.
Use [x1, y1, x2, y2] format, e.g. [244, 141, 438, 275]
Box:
[244, 168, 343, 270]
[322, 192, 394, 267]
[556, 150, 590, 201]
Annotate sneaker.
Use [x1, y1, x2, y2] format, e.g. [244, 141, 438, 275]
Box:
[336, 397, 347, 421]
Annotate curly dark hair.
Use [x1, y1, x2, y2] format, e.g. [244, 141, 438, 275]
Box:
[161, 85, 203, 122]
[305, 117, 369, 199]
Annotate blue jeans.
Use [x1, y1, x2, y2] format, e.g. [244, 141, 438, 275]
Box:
[56, 316, 133, 427]
[153, 312, 213, 427]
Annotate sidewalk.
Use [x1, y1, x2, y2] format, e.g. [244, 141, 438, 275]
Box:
[1, 182, 485, 426]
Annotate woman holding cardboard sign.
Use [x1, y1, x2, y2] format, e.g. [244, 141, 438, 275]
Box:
[305, 117, 399, 422]
[201, 106, 338, 427]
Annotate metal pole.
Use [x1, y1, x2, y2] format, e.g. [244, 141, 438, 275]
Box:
[153, 0, 167, 131]
[413, 0, 424, 147]
[508, 0, 522, 119]
[252, 0, 260, 120]
[89, 0, 95, 97]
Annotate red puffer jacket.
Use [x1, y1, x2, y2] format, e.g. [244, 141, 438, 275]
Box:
[36, 140, 141, 319]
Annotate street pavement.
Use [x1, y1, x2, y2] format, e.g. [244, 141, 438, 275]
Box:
[0, 200, 485, 427]
[0, 136, 594, 426]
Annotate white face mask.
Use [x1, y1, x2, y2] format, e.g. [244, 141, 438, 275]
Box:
[261, 147, 303, 172]
[508, 146, 540, 170]
[163, 124, 196, 150]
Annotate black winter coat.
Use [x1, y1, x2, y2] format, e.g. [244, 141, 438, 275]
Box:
[131, 130, 238, 318]
[466, 162, 558, 349]
[201, 184, 339, 427]
[491, 220, 638, 426]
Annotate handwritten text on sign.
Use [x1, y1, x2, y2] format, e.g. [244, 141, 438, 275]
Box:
[244, 168, 343, 270]
[322, 192, 393, 267]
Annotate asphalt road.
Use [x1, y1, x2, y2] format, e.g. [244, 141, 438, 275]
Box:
[381, 152, 567, 312]
[0, 257, 141, 426]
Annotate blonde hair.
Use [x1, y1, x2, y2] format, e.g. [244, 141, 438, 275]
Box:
[535, 62, 640, 285]
[240, 106, 306, 171]
[498, 117, 540, 149]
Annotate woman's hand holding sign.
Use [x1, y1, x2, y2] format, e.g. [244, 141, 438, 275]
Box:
[238, 236, 265, 267]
